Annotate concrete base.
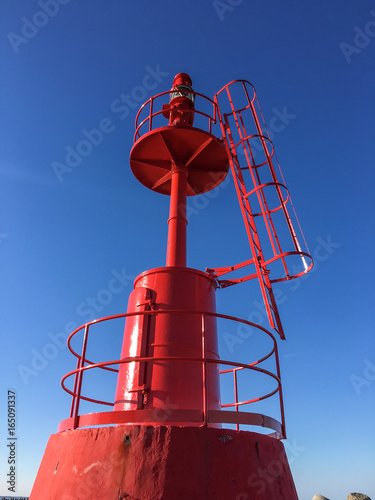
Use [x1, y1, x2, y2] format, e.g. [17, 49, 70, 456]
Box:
[30, 425, 298, 499]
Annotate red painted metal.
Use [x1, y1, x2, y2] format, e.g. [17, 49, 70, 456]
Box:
[210, 80, 313, 339]
[163, 72, 195, 127]
[114, 268, 221, 421]
[30, 74, 310, 499]
[58, 307, 285, 437]
[130, 78, 229, 196]
[166, 163, 188, 267]
[30, 426, 298, 500]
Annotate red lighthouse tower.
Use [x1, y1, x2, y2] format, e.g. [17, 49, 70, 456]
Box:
[30, 74, 312, 499]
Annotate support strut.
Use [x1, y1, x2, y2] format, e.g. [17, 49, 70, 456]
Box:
[166, 162, 188, 267]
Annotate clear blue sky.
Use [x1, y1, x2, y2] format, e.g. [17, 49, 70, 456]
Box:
[1, 1, 374, 498]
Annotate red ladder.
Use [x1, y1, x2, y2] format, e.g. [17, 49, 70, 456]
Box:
[208, 80, 313, 339]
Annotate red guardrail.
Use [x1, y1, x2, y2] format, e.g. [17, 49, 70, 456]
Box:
[59, 310, 286, 438]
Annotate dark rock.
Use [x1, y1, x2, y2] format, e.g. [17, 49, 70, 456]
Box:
[347, 494, 371, 500]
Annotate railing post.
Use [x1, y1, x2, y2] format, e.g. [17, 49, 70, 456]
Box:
[201, 314, 208, 427]
[73, 324, 89, 430]
[274, 341, 286, 438]
[149, 97, 153, 132]
[69, 356, 81, 419]
[234, 369, 239, 431]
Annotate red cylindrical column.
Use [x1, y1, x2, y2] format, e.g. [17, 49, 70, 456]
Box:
[166, 163, 188, 267]
[114, 267, 221, 424]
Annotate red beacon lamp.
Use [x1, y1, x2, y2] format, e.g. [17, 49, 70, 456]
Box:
[30, 74, 313, 499]
[162, 72, 195, 126]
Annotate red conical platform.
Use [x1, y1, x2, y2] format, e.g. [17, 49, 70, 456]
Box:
[130, 125, 229, 195]
[30, 425, 298, 500]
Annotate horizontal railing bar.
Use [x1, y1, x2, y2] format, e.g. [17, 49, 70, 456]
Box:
[62, 351, 281, 408]
[221, 385, 279, 407]
[61, 354, 281, 404]
[67, 309, 278, 360]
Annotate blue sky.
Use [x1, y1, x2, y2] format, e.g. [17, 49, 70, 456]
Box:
[0, 1, 374, 498]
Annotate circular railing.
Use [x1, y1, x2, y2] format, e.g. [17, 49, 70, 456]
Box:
[133, 89, 220, 142]
[58, 310, 286, 439]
